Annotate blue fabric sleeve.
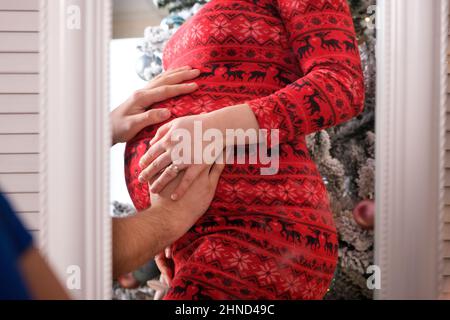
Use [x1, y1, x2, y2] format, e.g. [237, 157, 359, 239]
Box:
[0, 191, 33, 299]
[0, 192, 33, 258]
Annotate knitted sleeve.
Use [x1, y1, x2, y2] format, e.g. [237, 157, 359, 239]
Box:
[246, 0, 365, 143]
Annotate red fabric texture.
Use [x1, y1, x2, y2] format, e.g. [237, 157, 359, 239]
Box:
[125, 0, 365, 299]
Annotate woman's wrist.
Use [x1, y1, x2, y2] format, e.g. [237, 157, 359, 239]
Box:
[204, 104, 260, 145]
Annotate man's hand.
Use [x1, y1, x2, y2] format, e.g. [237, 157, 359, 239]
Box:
[112, 161, 225, 278]
[150, 161, 225, 238]
[110, 66, 200, 145]
[150, 161, 224, 286]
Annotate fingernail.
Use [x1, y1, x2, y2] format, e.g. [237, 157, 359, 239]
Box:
[191, 69, 201, 74]
[138, 174, 145, 183]
[159, 109, 170, 118]
[187, 82, 198, 88]
[171, 193, 178, 200]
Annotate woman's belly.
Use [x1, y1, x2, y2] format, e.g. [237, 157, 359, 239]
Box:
[125, 89, 251, 210]
[167, 156, 339, 300]
[125, 85, 336, 227]
[124, 86, 339, 298]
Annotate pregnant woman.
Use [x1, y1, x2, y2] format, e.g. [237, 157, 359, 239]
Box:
[125, 0, 364, 299]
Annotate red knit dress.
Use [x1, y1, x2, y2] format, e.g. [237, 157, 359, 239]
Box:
[125, 0, 364, 300]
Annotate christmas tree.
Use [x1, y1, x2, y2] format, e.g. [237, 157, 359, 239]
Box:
[129, 0, 377, 300]
[154, 0, 209, 12]
[318, 0, 376, 299]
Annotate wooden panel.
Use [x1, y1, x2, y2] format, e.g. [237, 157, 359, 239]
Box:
[0, 173, 38, 192]
[0, 94, 39, 113]
[444, 25, 450, 298]
[447, 132, 450, 149]
[446, 151, 450, 167]
[443, 277, 450, 293]
[446, 190, 450, 205]
[0, 0, 40, 235]
[17, 212, 39, 230]
[445, 169, 450, 187]
[0, 53, 39, 73]
[445, 206, 450, 223]
[0, 33, 39, 52]
[444, 259, 450, 275]
[0, 74, 38, 93]
[445, 241, 450, 258]
[448, 94, 450, 112]
[445, 223, 450, 240]
[0, 134, 39, 153]
[445, 189, 450, 205]
[0, 0, 39, 11]
[0, 114, 39, 133]
[0, 12, 39, 32]
[3, 193, 38, 212]
[447, 113, 450, 131]
[0, 154, 38, 172]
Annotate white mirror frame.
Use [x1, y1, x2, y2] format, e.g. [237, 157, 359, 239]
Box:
[37, 0, 449, 300]
[376, 0, 448, 299]
[39, 0, 112, 299]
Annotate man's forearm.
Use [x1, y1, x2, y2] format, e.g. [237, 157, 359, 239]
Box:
[112, 206, 177, 278]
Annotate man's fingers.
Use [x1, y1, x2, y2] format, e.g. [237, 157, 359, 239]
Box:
[171, 166, 203, 201]
[167, 65, 192, 72]
[148, 66, 192, 85]
[132, 83, 198, 109]
[209, 162, 226, 185]
[139, 151, 172, 184]
[149, 84, 199, 105]
[130, 109, 171, 131]
[151, 69, 200, 88]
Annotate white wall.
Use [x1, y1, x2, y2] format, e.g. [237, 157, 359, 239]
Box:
[113, 0, 167, 39]
[110, 38, 147, 205]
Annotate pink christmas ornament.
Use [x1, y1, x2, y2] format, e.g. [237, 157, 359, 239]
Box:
[353, 199, 375, 230]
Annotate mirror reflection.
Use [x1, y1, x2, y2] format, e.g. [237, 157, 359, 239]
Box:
[110, 0, 375, 300]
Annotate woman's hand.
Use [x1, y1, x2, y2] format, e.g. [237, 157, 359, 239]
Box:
[138, 104, 259, 200]
[110, 66, 201, 145]
[150, 162, 225, 286]
[138, 113, 224, 200]
[154, 248, 174, 287]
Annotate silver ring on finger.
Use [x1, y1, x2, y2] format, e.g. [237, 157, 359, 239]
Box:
[167, 163, 180, 176]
